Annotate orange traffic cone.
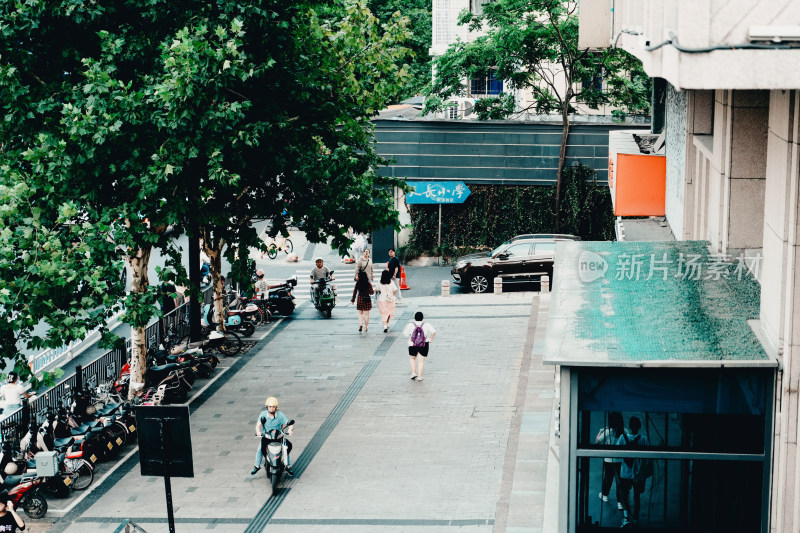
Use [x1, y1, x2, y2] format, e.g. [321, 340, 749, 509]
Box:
[399, 266, 410, 290]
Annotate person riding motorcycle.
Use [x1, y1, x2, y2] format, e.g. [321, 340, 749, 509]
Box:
[251, 396, 294, 476]
[310, 258, 333, 304]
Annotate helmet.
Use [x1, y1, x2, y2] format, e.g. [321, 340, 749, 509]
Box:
[315, 257, 323, 263]
[4, 463, 18, 476]
[265, 396, 278, 407]
[256, 269, 264, 278]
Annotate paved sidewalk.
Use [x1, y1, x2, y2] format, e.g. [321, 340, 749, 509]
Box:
[43, 290, 557, 533]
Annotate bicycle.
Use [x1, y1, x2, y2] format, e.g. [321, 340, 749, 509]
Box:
[264, 233, 293, 259]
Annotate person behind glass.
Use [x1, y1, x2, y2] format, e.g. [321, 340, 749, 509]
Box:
[0, 373, 31, 415]
[351, 271, 374, 332]
[596, 411, 625, 508]
[251, 396, 294, 476]
[617, 416, 649, 527]
[355, 249, 373, 281]
[0, 492, 25, 532]
[376, 270, 397, 332]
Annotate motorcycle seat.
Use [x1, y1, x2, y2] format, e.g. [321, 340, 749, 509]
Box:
[151, 363, 180, 373]
[165, 354, 181, 364]
[54, 437, 75, 449]
[26, 459, 36, 470]
[2, 474, 23, 487]
[98, 404, 120, 417]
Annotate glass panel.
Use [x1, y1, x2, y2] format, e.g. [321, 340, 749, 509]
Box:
[578, 410, 765, 455]
[576, 368, 770, 454]
[576, 458, 763, 531]
[503, 243, 531, 257]
[534, 242, 556, 254]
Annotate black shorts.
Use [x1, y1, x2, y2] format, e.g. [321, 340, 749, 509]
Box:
[408, 343, 429, 357]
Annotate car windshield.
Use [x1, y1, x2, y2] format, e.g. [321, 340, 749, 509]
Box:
[489, 240, 513, 257]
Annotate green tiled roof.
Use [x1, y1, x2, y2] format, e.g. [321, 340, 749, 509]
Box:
[542, 241, 775, 367]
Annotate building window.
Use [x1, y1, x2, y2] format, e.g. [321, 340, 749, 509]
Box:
[582, 73, 603, 93]
[470, 71, 503, 96]
[470, 0, 495, 15]
[434, 0, 455, 46]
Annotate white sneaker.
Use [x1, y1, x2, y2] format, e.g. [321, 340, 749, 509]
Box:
[416, 376, 424, 381]
[410, 374, 417, 380]
[599, 492, 609, 502]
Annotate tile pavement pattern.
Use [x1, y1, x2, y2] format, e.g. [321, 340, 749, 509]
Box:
[44, 292, 556, 533]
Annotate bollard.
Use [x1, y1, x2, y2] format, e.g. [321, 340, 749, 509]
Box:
[541, 275, 550, 292]
[441, 279, 450, 296]
[494, 278, 502, 294]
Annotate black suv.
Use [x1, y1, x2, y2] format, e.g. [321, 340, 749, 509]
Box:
[450, 234, 580, 293]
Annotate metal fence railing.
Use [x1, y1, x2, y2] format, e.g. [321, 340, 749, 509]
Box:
[1, 342, 128, 447]
[5, 285, 216, 447]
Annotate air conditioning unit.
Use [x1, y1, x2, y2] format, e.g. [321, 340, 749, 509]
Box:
[442, 98, 476, 120]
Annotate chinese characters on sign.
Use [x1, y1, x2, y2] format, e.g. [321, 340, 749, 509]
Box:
[405, 181, 472, 205]
[578, 251, 762, 283]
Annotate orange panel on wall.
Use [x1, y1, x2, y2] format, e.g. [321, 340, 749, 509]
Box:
[614, 154, 666, 216]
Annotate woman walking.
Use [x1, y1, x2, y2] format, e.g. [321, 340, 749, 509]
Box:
[351, 271, 374, 332]
[377, 269, 397, 332]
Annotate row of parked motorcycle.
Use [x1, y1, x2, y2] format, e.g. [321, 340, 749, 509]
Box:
[0, 383, 139, 519]
[0, 312, 243, 519]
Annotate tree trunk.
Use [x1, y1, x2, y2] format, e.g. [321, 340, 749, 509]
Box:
[202, 230, 226, 331]
[554, 105, 571, 232]
[127, 245, 152, 400]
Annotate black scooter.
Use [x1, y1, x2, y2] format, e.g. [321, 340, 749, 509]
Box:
[261, 277, 297, 316]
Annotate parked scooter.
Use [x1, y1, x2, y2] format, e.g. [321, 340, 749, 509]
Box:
[1, 473, 48, 518]
[310, 272, 336, 318]
[258, 417, 295, 496]
[263, 277, 297, 316]
[203, 302, 255, 338]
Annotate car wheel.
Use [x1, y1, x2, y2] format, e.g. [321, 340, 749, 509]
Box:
[470, 272, 491, 293]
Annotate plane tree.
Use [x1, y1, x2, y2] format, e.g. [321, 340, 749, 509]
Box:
[0, 0, 411, 394]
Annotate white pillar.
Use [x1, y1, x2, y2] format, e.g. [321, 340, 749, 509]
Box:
[441, 279, 450, 296]
[541, 275, 550, 292]
[494, 278, 502, 294]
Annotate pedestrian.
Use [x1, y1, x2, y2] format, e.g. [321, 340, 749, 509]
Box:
[617, 416, 650, 527]
[351, 271, 374, 332]
[596, 411, 625, 508]
[387, 248, 402, 301]
[0, 372, 31, 415]
[376, 270, 397, 332]
[403, 311, 437, 381]
[0, 492, 25, 532]
[355, 248, 373, 281]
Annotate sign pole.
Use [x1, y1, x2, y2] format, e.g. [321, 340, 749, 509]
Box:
[438, 204, 442, 266]
[160, 419, 176, 533]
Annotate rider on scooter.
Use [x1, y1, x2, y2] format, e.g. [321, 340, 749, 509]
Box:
[251, 396, 294, 476]
[310, 258, 333, 303]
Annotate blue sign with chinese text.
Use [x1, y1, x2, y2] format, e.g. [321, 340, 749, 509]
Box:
[405, 181, 471, 204]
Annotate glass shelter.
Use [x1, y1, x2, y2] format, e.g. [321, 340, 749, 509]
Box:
[543, 241, 777, 533]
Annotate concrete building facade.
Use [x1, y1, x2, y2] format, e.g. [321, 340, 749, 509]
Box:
[579, 1, 800, 531]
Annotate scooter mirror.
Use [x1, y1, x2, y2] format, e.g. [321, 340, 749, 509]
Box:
[260, 417, 267, 425]
[285, 419, 295, 427]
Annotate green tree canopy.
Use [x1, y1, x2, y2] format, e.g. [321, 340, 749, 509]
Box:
[0, 0, 412, 387]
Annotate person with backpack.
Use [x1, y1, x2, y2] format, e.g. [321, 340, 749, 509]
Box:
[616, 416, 650, 528]
[596, 411, 625, 508]
[351, 271, 374, 332]
[403, 311, 437, 381]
